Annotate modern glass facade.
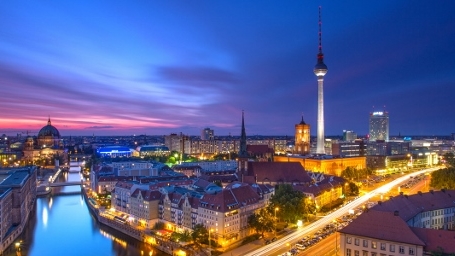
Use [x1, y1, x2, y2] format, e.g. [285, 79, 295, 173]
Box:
[369, 111, 389, 141]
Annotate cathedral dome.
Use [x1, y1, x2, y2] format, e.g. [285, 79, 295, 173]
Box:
[38, 118, 60, 138]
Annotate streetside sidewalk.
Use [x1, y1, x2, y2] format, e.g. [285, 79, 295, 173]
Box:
[219, 239, 263, 256]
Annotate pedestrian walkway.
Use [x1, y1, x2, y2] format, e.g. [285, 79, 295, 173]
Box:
[219, 239, 263, 256]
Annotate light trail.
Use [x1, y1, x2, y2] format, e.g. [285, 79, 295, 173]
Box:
[244, 167, 441, 256]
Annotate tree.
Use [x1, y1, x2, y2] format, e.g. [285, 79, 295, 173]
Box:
[430, 168, 455, 190]
[344, 182, 360, 196]
[191, 224, 208, 245]
[341, 167, 374, 181]
[248, 208, 274, 237]
[443, 153, 455, 168]
[269, 184, 307, 223]
[152, 221, 165, 230]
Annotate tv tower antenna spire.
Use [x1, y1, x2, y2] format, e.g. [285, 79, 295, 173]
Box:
[318, 6, 323, 54]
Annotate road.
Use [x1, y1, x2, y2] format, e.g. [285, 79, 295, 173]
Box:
[244, 166, 441, 256]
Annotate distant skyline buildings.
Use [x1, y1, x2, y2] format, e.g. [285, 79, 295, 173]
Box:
[369, 111, 389, 141]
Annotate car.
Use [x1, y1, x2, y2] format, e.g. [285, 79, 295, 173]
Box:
[271, 237, 277, 242]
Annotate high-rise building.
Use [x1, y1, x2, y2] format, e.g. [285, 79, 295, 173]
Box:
[294, 116, 310, 155]
[369, 111, 389, 141]
[343, 130, 357, 142]
[314, 7, 328, 154]
[200, 127, 214, 140]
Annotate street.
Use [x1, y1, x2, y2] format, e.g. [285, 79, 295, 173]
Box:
[244, 166, 441, 256]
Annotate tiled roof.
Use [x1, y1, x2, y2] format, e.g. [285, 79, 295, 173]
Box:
[371, 190, 455, 222]
[247, 162, 312, 184]
[339, 210, 425, 246]
[247, 145, 274, 154]
[411, 227, 455, 253]
[199, 174, 238, 183]
[199, 184, 260, 212]
[294, 176, 344, 196]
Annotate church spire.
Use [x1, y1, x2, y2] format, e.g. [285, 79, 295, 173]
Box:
[239, 110, 247, 157]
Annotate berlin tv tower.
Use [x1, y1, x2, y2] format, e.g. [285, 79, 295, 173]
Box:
[314, 6, 328, 154]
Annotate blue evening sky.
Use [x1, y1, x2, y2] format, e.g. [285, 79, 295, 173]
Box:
[0, 1, 454, 136]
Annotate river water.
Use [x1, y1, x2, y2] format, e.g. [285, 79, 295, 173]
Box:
[3, 170, 167, 256]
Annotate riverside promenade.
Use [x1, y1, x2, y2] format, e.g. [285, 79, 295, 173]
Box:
[81, 187, 192, 256]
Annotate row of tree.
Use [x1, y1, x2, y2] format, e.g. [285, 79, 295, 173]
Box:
[248, 184, 316, 237]
[430, 153, 455, 190]
[340, 167, 375, 180]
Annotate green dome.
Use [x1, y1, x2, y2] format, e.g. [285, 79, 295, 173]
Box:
[38, 118, 60, 138]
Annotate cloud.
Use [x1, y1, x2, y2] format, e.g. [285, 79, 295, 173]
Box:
[84, 125, 115, 129]
[156, 66, 238, 85]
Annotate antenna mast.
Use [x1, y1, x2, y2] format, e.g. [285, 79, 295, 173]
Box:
[318, 6, 323, 54]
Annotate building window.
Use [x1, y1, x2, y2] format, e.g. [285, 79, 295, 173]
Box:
[347, 237, 352, 244]
[409, 247, 415, 255]
[355, 238, 360, 246]
[380, 243, 386, 250]
[355, 250, 359, 256]
[372, 241, 377, 249]
[390, 245, 395, 252]
[371, 253, 377, 256]
[363, 240, 368, 247]
[399, 246, 405, 254]
[363, 251, 368, 256]
[347, 249, 351, 256]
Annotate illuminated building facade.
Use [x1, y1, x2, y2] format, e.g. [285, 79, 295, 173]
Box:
[201, 128, 214, 140]
[369, 111, 389, 141]
[22, 118, 66, 166]
[274, 155, 366, 176]
[294, 116, 310, 155]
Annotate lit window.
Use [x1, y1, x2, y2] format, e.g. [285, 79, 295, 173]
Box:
[371, 241, 377, 249]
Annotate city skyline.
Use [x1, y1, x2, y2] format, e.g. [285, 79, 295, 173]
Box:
[1, 1, 455, 136]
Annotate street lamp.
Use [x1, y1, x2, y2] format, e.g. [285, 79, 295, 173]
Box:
[208, 228, 213, 256]
[333, 220, 338, 255]
[274, 207, 279, 236]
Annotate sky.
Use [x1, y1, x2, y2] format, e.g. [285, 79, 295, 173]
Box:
[0, 1, 454, 137]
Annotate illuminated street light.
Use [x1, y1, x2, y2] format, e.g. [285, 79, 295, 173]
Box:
[274, 207, 279, 236]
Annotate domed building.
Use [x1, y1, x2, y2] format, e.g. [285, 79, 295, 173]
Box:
[23, 118, 66, 167]
[37, 118, 61, 148]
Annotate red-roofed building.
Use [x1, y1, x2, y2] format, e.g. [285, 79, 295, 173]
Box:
[197, 182, 266, 246]
[246, 162, 312, 186]
[339, 210, 425, 256]
[246, 144, 274, 161]
[339, 190, 455, 255]
[130, 189, 161, 228]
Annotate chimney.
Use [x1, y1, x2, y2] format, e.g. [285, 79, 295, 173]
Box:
[378, 201, 382, 205]
[394, 210, 399, 216]
[418, 191, 422, 195]
[430, 190, 434, 194]
[400, 191, 404, 196]
[442, 189, 446, 193]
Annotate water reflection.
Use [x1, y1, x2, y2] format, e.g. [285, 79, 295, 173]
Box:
[42, 207, 48, 228]
[3, 168, 168, 256]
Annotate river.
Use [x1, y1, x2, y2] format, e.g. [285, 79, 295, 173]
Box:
[3, 169, 168, 256]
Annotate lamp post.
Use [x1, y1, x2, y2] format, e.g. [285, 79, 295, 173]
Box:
[333, 220, 338, 255]
[208, 228, 213, 256]
[274, 207, 279, 236]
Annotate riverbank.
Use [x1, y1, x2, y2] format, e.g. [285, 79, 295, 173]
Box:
[81, 187, 188, 256]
